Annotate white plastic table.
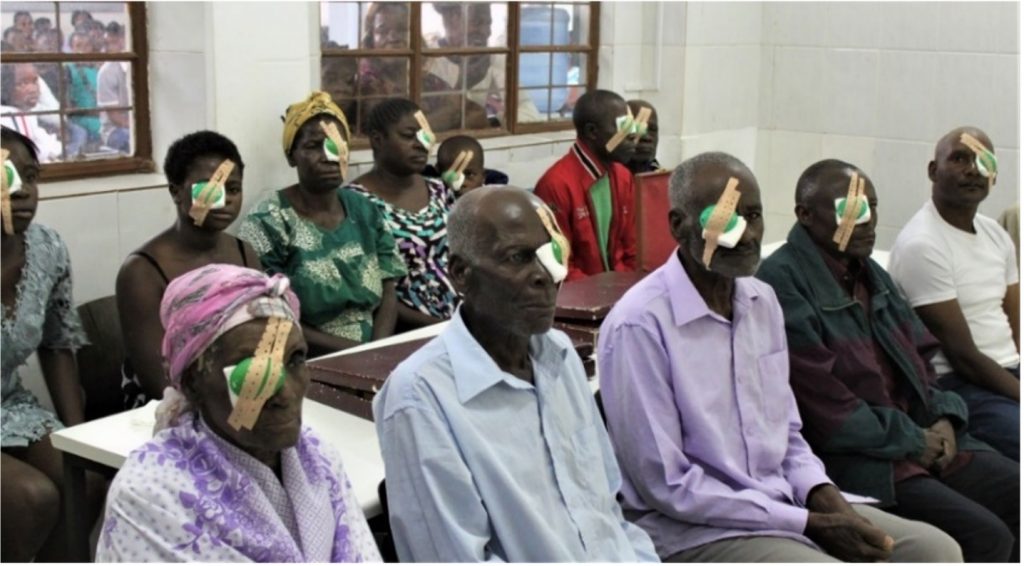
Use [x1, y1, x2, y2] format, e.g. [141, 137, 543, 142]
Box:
[50, 322, 448, 561]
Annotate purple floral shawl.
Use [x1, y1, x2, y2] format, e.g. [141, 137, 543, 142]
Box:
[96, 412, 381, 562]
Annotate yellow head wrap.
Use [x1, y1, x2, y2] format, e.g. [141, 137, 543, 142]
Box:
[281, 91, 351, 156]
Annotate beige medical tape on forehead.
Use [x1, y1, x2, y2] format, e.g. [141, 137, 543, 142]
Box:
[960, 132, 996, 190]
[702, 177, 742, 268]
[832, 172, 865, 252]
[448, 150, 474, 176]
[604, 106, 635, 153]
[413, 110, 436, 150]
[633, 106, 653, 135]
[537, 203, 570, 260]
[189, 159, 235, 227]
[0, 149, 12, 236]
[227, 316, 293, 431]
[320, 119, 349, 180]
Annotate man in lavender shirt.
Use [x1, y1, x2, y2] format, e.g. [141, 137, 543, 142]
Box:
[598, 152, 962, 562]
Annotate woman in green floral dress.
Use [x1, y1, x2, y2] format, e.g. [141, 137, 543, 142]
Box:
[240, 92, 406, 355]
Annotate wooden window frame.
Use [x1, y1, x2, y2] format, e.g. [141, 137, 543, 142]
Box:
[320, 1, 600, 148]
[2, 2, 154, 181]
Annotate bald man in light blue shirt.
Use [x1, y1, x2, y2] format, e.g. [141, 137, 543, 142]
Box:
[373, 187, 657, 563]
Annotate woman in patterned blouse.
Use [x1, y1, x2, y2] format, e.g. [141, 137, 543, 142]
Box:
[346, 98, 459, 330]
[240, 92, 406, 356]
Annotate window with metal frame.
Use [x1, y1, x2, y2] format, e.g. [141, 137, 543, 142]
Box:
[1, 2, 152, 181]
[320, 1, 598, 145]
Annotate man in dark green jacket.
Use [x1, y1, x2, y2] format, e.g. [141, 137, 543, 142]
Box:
[757, 159, 1019, 563]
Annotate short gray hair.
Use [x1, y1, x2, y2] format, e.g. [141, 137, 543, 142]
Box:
[668, 151, 753, 212]
[448, 186, 537, 263]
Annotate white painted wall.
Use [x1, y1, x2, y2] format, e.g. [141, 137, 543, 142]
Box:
[755, 1, 1020, 246]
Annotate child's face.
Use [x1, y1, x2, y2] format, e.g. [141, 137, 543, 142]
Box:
[459, 152, 485, 192]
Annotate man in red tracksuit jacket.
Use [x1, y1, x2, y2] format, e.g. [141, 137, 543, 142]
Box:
[534, 90, 638, 281]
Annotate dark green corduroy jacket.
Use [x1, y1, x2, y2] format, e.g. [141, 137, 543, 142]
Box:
[756, 224, 991, 506]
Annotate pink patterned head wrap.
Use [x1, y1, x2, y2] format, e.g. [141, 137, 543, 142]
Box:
[159, 264, 301, 388]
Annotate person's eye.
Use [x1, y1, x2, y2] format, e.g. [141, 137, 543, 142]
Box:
[287, 350, 307, 367]
[227, 185, 242, 195]
[745, 211, 762, 222]
[509, 250, 531, 263]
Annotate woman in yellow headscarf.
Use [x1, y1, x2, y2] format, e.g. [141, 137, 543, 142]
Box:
[239, 91, 406, 356]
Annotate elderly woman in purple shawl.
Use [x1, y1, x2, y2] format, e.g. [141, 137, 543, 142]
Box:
[96, 264, 382, 562]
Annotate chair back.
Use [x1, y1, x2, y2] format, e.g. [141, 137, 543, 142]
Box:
[76, 296, 125, 420]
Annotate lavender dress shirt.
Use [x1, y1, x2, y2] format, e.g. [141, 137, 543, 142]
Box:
[598, 252, 834, 559]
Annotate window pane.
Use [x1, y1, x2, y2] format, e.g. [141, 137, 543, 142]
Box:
[518, 52, 550, 88]
[424, 55, 466, 92]
[424, 53, 507, 126]
[421, 92, 494, 133]
[519, 3, 553, 46]
[519, 88, 552, 122]
[468, 88, 504, 127]
[60, 2, 130, 54]
[421, 2, 507, 49]
[358, 1, 410, 49]
[320, 2, 359, 49]
[321, 56, 359, 115]
[559, 52, 587, 87]
[555, 2, 588, 46]
[63, 110, 124, 159]
[1, 108, 64, 162]
[355, 56, 409, 97]
[1, 2, 57, 52]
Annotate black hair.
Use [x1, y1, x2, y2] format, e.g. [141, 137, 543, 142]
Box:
[795, 158, 856, 206]
[71, 10, 93, 26]
[13, 11, 32, 23]
[364, 97, 421, 137]
[572, 89, 625, 134]
[437, 135, 483, 170]
[163, 130, 245, 187]
[1, 126, 40, 164]
[33, 17, 51, 32]
[105, 21, 123, 36]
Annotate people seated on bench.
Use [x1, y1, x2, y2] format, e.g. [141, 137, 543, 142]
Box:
[757, 159, 1020, 562]
[119, 131, 260, 409]
[626, 99, 663, 174]
[597, 152, 961, 563]
[240, 91, 405, 357]
[889, 126, 1020, 462]
[1, 126, 104, 561]
[374, 186, 658, 562]
[97, 264, 381, 562]
[346, 98, 459, 330]
[534, 89, 638, 281]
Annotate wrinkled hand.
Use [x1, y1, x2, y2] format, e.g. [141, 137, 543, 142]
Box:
[806, 511, 894, 562]
[915, 427, 946, 468]
[928, 418, 957, 472]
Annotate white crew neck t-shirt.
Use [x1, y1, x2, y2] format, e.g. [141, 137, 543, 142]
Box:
[890, 198, 1020, 375]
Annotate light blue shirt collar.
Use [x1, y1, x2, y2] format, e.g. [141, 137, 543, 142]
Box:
[442, 307, 571, 404]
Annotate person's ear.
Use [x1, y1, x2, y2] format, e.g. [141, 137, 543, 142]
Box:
[369, 130, 384, 154]
[668, 208, 689, 245]
[795, 203, 813, 228]
[169, 183, 184, 205]
[927, 160, 937, 183]
[448, 253, 471, 296]
[285, 149, 297, 168]
[583, 121, 599, 143]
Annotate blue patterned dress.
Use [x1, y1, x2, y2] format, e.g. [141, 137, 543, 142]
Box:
[344, 179, 459, 319]
[1, 223, 87, 447]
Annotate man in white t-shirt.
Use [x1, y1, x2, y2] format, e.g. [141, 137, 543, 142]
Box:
[889, 126, 1020, 461]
